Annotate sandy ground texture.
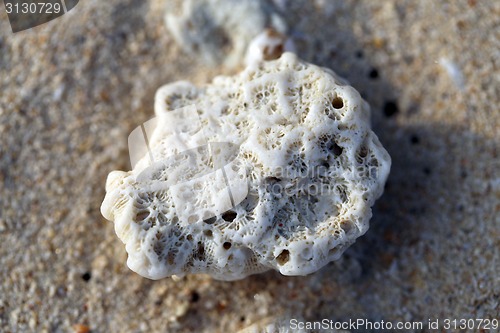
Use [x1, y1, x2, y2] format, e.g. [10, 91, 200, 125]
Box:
[1, 0, 499, 332]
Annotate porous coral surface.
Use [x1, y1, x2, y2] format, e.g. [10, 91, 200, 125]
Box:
[102, 53, 390, 280]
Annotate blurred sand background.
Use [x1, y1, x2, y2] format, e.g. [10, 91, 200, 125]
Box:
[0, 0, 498, 332]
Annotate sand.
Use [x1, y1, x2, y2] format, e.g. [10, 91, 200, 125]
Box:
[0, 0, 498, 332]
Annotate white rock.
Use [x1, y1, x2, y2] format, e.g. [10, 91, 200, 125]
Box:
[101, 53, 391, 280]
[165, 0, 286, 68]
[438, 57, 465, 91]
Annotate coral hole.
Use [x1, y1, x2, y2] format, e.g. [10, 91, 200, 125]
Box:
[332, 96, 344, 109]
[276, 249, 290, 265]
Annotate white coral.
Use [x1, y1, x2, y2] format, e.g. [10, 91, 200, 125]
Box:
[165, 0, 286, 68]
[101, 53, 391, 280]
